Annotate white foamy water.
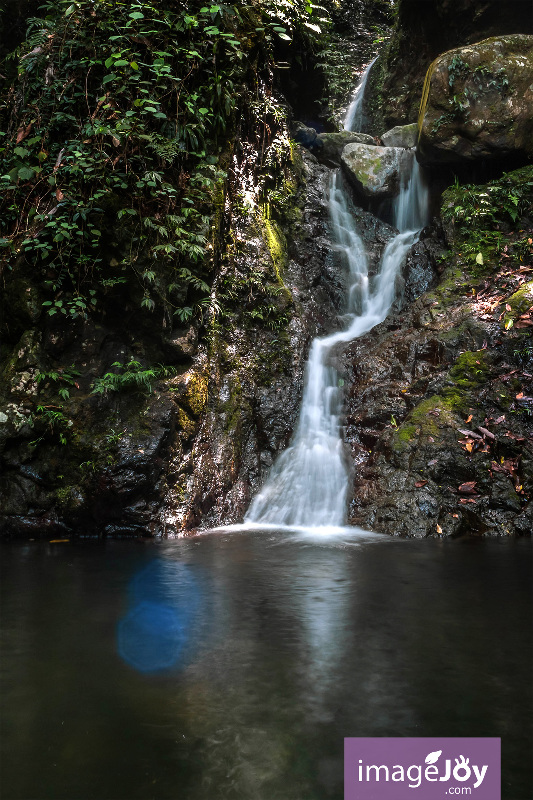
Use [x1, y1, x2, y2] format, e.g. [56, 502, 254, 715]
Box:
[245, 84, 429, 528]
[343, 57, 377, 133]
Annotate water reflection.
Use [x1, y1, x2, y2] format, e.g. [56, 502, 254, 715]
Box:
[0, 536, 531, 800]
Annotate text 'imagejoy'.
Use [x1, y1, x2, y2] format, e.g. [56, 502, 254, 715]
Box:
[345, 738, 501, 800]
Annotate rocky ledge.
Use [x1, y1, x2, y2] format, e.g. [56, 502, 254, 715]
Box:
[341, 166, 533, 537]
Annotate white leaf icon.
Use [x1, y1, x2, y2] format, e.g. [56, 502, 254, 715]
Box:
[425, 750, 442, 764]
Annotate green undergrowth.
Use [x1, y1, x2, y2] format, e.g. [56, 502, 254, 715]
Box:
[0, 0, 327, 335]
[441, 166, 533, 276]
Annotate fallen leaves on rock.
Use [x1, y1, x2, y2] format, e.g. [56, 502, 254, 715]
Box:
[458, 481, 478, 494]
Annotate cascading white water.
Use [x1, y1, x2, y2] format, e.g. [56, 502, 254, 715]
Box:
[245, 84, 429, 528]
[343, 57, 377, 133]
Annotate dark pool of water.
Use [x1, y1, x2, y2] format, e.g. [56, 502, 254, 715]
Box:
[1, 530, 531, 800]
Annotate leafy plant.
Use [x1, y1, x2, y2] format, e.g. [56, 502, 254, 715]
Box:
[0, 0, 325, 328]
[91, 359, 176, 395]
[35, 365, 81, 400]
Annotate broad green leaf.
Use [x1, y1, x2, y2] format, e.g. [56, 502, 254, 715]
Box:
[18, 166, 35, 180]
[475, 252, 483, 264]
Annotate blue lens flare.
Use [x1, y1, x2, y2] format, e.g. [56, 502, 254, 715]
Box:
[117, 601, 184, 672]
[117, 560, 203, 673]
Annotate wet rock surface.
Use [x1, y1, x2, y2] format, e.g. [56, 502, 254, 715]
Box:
[315, 131, 376, 166]
[159, 150, 349, 532]
[341, 170, 533, 538]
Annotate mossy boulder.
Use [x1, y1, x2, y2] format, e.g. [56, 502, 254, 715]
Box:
[381, 123, 418, 149]
[315, 131, 375, 167]
[418, 34, 533, 164]
[341, 143, 404, 200]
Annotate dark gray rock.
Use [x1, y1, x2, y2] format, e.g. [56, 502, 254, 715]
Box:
[315, 131, 376, 167]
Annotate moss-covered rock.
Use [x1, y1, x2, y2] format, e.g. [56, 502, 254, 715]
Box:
[418, 35, 533, 164]
[381, 123, 418, 148]
[315, 131, 375, 167]
[341, 143, 404, 199]
[364, 0, 533, 134]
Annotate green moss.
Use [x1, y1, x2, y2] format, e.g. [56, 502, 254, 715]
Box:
[392, 392, 467, 453]
[221, 374, 244, 434]
[449, 350, 488, 389]
[55, 486, 74, 506]
[506, 281, 533, 316]
[181, 368, 209, 417]
[176, 406, 196, 438]
[260, 212, 292, 301]
[391, 423, 417, 452]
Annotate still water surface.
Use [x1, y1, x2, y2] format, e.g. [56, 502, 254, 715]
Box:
[1, 531, 531, 800]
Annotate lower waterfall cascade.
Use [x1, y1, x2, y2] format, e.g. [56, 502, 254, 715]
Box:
[245, 76, 430, 528]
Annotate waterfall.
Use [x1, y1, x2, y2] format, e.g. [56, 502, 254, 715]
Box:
[343, 57, 377, 133]
[245, 86, 429, 529]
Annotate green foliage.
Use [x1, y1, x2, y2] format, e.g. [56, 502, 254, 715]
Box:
[90, 359, 176, 395]
[0, 0, 325, 327]
[36, 364, 81, 400]
[447, 55, 470, 89]
[30, 404, 71, 446]
[442, 167, 533, 268]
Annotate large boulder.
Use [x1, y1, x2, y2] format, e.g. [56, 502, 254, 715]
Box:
[381, 123, 418, 149]
[417, 35, 533, 164]
[363, 0, 533, 135]
[341, 143, 405, 199]
[315, 131, 375, 167]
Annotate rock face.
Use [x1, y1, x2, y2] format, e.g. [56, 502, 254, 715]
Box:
[341, 165, 533, 538]
[159, 150, 349, 532]
[381, 123, 418, 149]
[418, 35, 533, 164]
[341, 143, 404, 199]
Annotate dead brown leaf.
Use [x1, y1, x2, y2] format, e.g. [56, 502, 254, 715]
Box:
[16, 123, 32, 144]
[458, 429, 483, 440]
[458, 481, 477, 494]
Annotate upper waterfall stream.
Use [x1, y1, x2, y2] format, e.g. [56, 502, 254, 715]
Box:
[245, 75, 429, 528]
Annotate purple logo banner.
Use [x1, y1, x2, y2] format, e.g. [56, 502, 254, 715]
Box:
[345, 737, 500, 800]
